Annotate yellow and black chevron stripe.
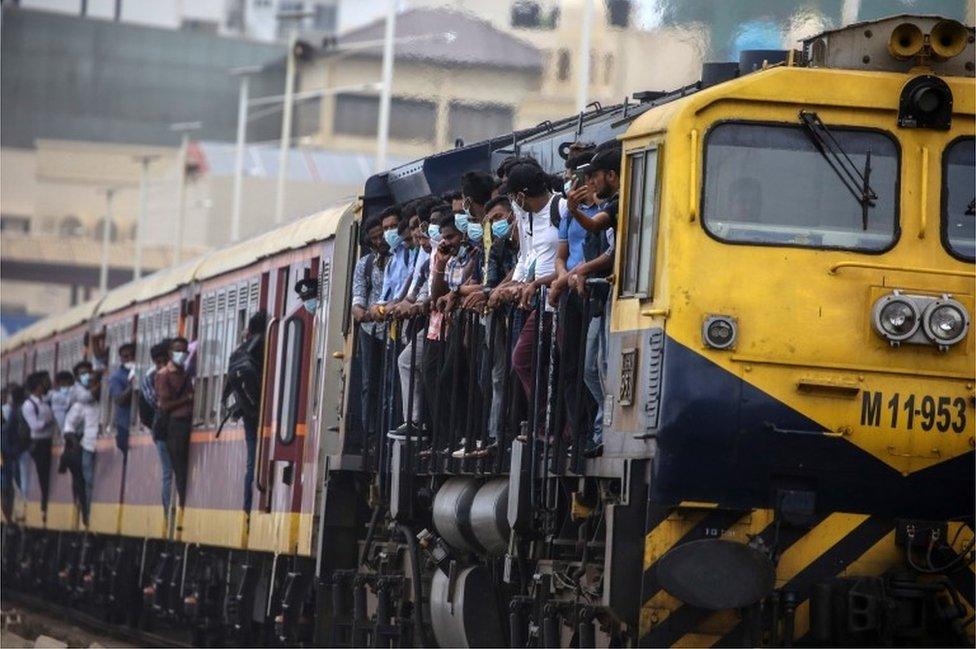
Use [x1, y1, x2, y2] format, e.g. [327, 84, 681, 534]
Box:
[639, 506, 974, 647]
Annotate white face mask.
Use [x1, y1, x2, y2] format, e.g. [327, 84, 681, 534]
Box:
[171, 351, 188, 366]
[123, 362, 135, 371]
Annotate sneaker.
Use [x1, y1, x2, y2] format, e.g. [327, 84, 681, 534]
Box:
[387, 423, 428, 441]
[583, 442, 604, 459]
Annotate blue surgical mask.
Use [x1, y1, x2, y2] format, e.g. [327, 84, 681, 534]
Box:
[427, 223, 441, 240]
[304, 298, 319, 314]
[79, 373, 91, 387]
[383, 228, 402, 249]
[467, 222, 484, 242]
[563, 180, 573, 196]
[59, 386, 71, 396]
[454, 212, 468, 232]
[491, 219, 511, 239]
[171, 351, 187, 366]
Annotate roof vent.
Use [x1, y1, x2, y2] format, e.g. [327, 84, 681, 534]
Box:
[701, 62, 739, 88]
[738, 49, 789, 74]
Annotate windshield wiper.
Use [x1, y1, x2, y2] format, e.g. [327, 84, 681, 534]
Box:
[798, 111, 878, 230]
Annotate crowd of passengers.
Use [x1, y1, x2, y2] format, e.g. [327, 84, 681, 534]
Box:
[0, 315, 267, 527]
[352, 139, 622, 462]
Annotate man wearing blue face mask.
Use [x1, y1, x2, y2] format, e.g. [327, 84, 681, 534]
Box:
[295, 277, 319, 315]
[49, 371, 75, 431]
[108, 342, 137, 456]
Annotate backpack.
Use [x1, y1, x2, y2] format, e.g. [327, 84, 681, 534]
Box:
[224, 337, 263, 419]
[137, 389, 156, 429]
[3, 402, 33, 458]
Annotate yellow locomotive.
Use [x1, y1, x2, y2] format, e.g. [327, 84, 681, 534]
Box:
[0, 13, 972, 648]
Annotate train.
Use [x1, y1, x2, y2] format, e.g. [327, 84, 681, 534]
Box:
[2, 13, 974, 648]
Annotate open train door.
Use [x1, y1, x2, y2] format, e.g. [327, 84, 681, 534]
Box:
[251, 259, 316, 554]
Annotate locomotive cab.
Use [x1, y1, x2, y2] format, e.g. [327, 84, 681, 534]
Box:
[613, 14, 975, 646]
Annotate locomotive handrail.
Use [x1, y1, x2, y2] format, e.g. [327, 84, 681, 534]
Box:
[828, 261, 975, 278]
[255, 316, 279, 494]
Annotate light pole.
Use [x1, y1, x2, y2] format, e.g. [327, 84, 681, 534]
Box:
[274, 10, 314, 225]
[230, 66, 262, 242]
[375, 0, 397, 172]
[169, 121, 201, 265]
[576, 0, 594, 113]
[132, 154, 159, 280]
[98, 188, 118, 296]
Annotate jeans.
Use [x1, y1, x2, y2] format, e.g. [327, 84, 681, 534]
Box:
[154, 440, 173, 515]
[166, 416, 192, 507]
[29, 438, 52, 513]
[397, 327, 426, 426]
[242, 413, 258, 511]
[81, 448, 95, 522]
[486, 316, 508, 440]
[584, 313, 607, 444]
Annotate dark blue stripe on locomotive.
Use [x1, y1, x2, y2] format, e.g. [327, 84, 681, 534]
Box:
[651, 336, 975, 521]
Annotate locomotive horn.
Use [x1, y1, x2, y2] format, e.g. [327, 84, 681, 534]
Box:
[929, 19, 968, 61]
[888, 22, 924, 60]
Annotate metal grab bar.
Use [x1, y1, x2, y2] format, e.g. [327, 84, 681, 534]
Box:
[255, 316, 278, 494]
[764, 421, 850, 438]
[827, 261, 974, 278]
[886, 445, 941, 460]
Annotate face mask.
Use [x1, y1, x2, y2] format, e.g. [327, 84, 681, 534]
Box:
[563, 180, 573, 196]
[383, 228, 402, 249]
[123, 362, 135, 371]
[427, 223, 440, 240]
[454, 212, 468, 232]
[79, 373, 92, 387]
[467, 222, 484, 242]
[303, 298, 319, 314]
[59, 386, 71, 396]
[171, 351, 187, 366]
[491, 219, 511, 239]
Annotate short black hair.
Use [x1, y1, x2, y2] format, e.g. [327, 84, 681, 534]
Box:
[441, 190, 462, 203]
[400, 200, 418, 219]
[589, 140, 622, 174]
[437, 211, 460, 232]
[503, 162, 551, 197]
[170, 336, 189, 348]
[118, 342, 136, 357]
[26, 371, 50, 392]
[150, 340, 171, 361]
[566, 149, 594, 171]
[379, 205, 401, 222]
[419, 201, 450, 223]
[363, 216, 383, 234]
[55, 371, 75, 384]
[248, 310, 267, 336]
[496, 155, 539, 180]
[73, 360, 93, 375]
[484, 196, 512, 214]
[461, 171, 494, 206]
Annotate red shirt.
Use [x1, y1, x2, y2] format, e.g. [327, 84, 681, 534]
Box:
[155, 364, 193, 419]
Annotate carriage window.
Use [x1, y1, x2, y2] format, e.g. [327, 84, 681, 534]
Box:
[276, 317, 304, 444]
[621, 148, 661, 298]
[702, 122, 899, 252]
[943, 137, 975, 261]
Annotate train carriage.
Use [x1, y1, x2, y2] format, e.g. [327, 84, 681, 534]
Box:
[1, 13, 974, 648]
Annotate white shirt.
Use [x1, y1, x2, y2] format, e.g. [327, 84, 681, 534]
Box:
[21, 395, 56, 440]
[48, 388, 72, 431]
[63, 400, 101, 452]
[512, 193, 560, 283]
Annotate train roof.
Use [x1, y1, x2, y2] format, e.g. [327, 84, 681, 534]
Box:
[1, 200, 359, 355]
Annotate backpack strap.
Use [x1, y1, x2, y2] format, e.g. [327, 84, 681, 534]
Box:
[364, 251, 376, 296]
[549, 196, 562, 228]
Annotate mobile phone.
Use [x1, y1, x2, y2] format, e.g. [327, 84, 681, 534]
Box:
[572, 163, 590, 190]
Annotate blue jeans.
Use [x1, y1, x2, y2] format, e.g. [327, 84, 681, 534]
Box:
[358, 332, 384, 437]
[584, 313, 608, 445]
[242, 414, 258, 512]
[81, 449, 95, 520]
[154, 440, 172, 515]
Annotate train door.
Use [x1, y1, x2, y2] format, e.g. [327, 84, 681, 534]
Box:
[255, 258, 316, 549]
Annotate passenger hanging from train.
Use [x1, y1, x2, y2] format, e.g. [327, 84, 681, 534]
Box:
[442, 189, 463, 215]
[502, 161, 561, 442]
[108, 342, 137, 456]
[154, 337, 194, 510]
[1, 383, 27, 523]
[389, 201, 439, 440]
[351, 215, 389, 440]
[141, 340, 174, 518]
[49, 370, 75, 431]
[62, 370, 102, 527]
[22, 370, 56, 522]
[223, 310, 268, 512]
[564, 140, 621, 458]
[452, 195, 519, 459]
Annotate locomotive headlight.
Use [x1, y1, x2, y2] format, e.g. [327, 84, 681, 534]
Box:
[703, 315, 737, 350]
[872, 293, 920, 343]
[922, 298, 969, 348]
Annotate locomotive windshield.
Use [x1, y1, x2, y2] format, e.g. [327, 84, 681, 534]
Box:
[942, 137, 975, 261]
[702, 122, 899, 252]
